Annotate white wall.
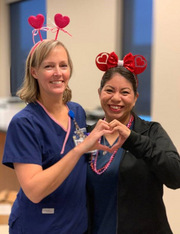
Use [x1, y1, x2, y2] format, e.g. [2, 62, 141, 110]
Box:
[0, 1, 11, 97]
[152, 1, 180, 233]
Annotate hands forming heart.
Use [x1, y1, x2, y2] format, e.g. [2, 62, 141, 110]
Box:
[84, 119, 131, 154]
[108, 119, 131, 152]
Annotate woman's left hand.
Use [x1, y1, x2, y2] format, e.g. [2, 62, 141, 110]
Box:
[108, 119, 131, 151]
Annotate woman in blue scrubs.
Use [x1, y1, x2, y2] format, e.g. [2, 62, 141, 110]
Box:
[2, 39, 112, 234]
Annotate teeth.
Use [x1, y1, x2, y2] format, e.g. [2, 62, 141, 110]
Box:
[110, 105, 120, 110]
[51, 81, 62, 84]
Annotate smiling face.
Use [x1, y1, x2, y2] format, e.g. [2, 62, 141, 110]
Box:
[98, 73, 138, 124]
[31, 45, 71, 101]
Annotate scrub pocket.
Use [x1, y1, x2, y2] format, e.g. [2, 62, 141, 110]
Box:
[9, 201, 22, 234]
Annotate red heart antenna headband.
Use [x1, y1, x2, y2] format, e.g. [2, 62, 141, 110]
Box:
[28, 13, 71, 44]
[95, 51, 147, 75]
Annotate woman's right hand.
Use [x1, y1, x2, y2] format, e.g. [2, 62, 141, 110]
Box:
[13, 119, 114, 203]
[78, 119, 114, 154]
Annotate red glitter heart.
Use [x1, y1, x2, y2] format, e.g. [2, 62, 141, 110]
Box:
[54, 13, 70, 28]
[95, 52, 109, 71]
[135, 56, 146, 67]
[28, 14, 44, 29]
[134, 55, 147, 74]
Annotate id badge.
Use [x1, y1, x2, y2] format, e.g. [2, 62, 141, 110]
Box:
[73, 128, 97, 154]
[73, 128, 86, 146]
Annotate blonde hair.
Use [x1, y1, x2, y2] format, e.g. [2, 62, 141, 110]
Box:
[17, 39, 73, 104]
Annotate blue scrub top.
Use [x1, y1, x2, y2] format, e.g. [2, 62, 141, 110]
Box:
[87, 123, 134, 234]
[87, 138, 123, 234]
[3, 101, 88, 234]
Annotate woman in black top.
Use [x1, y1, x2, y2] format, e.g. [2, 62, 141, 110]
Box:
[87, 51, 180, 234]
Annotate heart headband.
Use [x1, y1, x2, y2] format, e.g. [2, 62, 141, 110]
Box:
[28, 13, 71, 44]
[95, 51, 147, 75]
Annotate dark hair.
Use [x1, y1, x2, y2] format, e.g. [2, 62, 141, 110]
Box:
[99, 66, 138, 95]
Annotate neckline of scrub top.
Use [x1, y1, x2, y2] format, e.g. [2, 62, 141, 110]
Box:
[36, 100, 71, 155]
